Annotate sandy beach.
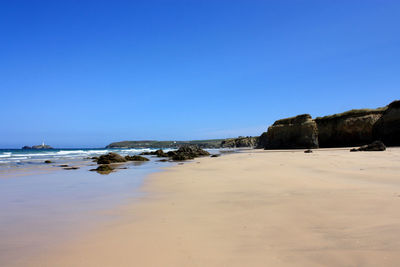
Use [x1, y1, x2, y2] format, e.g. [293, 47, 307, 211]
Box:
[22, 148, 400, 267]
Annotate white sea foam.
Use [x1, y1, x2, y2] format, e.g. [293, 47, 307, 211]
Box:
[0, 148, 164, 166]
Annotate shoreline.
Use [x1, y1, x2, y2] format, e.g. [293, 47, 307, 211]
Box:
[22, 147, 400, 267]
[0, 158, 177, 267]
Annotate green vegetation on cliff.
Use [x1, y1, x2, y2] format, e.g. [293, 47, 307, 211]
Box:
[315, 107, 386, 121]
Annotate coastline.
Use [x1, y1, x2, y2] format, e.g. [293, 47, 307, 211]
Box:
[24, 147, 400, 267]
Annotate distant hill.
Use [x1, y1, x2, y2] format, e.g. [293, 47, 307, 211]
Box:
[106, 139, 225, 149]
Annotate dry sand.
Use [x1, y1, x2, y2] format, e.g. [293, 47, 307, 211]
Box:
[27, 148, 400, 267]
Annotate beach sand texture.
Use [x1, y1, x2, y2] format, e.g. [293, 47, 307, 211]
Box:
[28, 148, 400, 267]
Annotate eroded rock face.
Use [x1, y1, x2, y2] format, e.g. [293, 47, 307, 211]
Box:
[264, 114, 319, 149]
[350, 140, 386, 152]
[315, 109, 385, 148]
[373, 100, 400, 146]
[97, 153, 127, 164]
[221, 136, 259, 148]
[256, 132, 268, 149]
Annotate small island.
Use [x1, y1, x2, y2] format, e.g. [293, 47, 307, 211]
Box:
[22, 142, 53, 149]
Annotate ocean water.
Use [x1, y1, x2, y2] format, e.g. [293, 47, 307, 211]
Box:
[0, 149, 174, 265]
[0, 148, 166, 168]
[0, 146, 227, 265]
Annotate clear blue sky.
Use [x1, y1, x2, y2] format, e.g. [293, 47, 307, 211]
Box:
[1, 0, 399, 148]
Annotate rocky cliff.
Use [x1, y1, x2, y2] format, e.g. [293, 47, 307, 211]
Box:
[264, 114, 319, 149]
[315, 108, 386, 148]
[257, 100, 399, 149]
[220, 136, 259, 148]
[373, 100, 400, 146]
[256, 132, 268, 149]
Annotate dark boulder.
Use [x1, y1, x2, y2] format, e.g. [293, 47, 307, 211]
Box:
[172, 153, 194, 161]
[155, 149, 168, 157]
[171, 145, 210, 161]
[140, 149, 168, 157]
[140, 151, 153, 155]
[90, 164, 114, 173]
[176, 145, 210, 156]
[125, 155, 150, 161]
[44, 160, 52, 163]
[350, 140, 386, 152]
[373, 100, 400, 146]
[63, 166, 80, 170]
[167, 151, 177, 157]
[97, 153, 127, 164]
[264, 114, 319, 149]
[304, 149, 313, 153]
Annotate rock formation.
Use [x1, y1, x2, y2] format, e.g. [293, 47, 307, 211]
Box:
[256, 132, 268, 149]
[373, 100, 400, 146]
[22, 144, 53, 149]
[90, 164, 114, 174]
[264, 114, 319, 149]
[350, 140, 386, 152]
[97, 153, 127, 164]
[221, 136, 259, 148]
[171, 145, 210, 161]
[315, 108, 385, 148]
[256, 100, 399, 149]
[125, 155, 150, 161]
[140, 149, 169, 157]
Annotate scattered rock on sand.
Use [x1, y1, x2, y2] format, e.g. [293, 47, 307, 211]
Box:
[304, 149, 313, 153]
[63, 166, 79, 170]
[44, 160, 53, 164]
[139, 149, 168, 157]
[140, 151, 153, 155]
[125, 155, 150, 161]
[90, 164, 114, 173]
[350, 140, 386, 152]
[97, 153, 127, 164]
[211, 154, 220, 157]
[155, 149, 169, 157]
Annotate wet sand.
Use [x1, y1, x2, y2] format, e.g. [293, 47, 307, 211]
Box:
[0, 160, 172, 267]
[17, 148, 400, 266]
